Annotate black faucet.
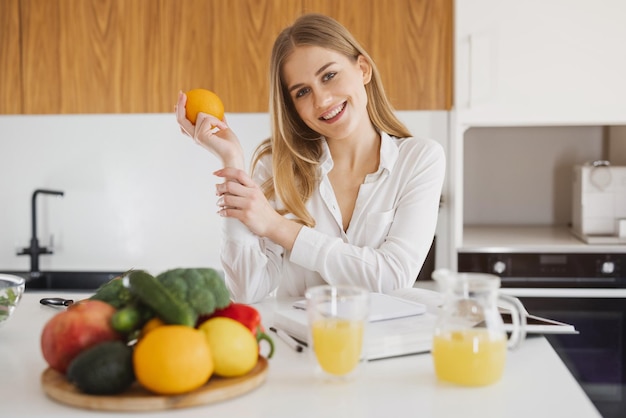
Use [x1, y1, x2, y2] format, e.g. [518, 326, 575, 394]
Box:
[17, 189, 65, 279]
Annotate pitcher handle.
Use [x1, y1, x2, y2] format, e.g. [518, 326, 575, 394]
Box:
[498, 294, 527, 350]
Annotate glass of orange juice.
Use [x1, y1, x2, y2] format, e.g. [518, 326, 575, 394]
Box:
[305, 285, 369, 380]
[431, 270, 527, 386]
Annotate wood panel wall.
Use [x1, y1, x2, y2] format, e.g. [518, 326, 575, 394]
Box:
[0, 0, 23, 114]
[3, 0, 452, 115]
[21, 0, 151, 113]
[159, 1, 301, 113]
[304, 0, 453, 110]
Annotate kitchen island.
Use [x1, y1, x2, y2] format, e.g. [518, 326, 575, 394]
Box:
[1, 291, 601, 418]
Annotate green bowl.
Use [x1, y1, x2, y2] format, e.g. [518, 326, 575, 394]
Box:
[0, 274, 26, 325]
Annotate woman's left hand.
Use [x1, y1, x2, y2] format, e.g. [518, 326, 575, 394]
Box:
[214, 168, 283, 237]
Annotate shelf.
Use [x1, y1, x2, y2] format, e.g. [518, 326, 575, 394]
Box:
[460, 225, 626, 254]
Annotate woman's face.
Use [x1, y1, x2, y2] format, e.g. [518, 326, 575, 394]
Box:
[282, 45, 372, 142]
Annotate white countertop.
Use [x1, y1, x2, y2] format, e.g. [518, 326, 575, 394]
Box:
[501, 287, 626, 298]
[1, 291, 601, 418]
[461, 225, 626, 253]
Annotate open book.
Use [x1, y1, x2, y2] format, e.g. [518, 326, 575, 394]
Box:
[291, 292, 428, 321]
[272, 287, 577, 360]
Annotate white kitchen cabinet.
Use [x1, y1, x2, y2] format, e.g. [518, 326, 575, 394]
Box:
[443, 1, 626, 271]
[454, 0, 626, 126]
[448, 0, 626, 268]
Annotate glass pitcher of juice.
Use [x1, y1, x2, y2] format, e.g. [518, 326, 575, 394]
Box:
[431, 269, 527, 386]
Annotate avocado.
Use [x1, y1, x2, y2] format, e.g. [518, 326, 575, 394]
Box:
[67, 340, 135, 395]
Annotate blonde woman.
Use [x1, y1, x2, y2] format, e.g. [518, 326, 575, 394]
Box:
[176, 13, 445, 303]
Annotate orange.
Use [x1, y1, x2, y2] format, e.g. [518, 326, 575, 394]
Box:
[133, 325, 213, 395]
[141, 317, 165, 336]
[185, 88, 225, 125]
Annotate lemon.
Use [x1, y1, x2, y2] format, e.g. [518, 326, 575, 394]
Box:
[198, 317, 258, 377]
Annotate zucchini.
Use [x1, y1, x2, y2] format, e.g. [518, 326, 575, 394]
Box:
[127, 270, 196, 327]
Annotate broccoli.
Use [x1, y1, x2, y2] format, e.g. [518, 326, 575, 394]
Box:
[156, 268, 231, 317]
[90, 275, 134, 309]
[155, 268, 188, 302]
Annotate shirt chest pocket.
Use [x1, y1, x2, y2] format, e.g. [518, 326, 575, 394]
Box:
[365, 209, 395, 248]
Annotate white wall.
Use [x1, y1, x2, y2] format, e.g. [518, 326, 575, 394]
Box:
[608, 126, 626, 165]
[463, 126, 605, 225]
[0, 111, 448, 273]
[0, 113, 266, 273]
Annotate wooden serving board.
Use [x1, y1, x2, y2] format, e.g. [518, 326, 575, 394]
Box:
[41, 356, 268, 411]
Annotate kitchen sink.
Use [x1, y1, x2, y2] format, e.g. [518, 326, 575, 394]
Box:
[0, 271, 124, 291]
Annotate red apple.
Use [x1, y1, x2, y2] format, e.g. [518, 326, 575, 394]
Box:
[41, 299, 122, 373]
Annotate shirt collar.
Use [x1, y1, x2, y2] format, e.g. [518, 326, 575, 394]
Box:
[319, 140, 334, 175]
[318, 131, 399, 176]
[378, 131, 399, 174]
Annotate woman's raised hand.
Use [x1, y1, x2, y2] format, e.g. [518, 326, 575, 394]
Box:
[175, 91, 245, 170]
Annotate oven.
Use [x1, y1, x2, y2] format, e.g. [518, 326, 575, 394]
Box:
[459, 252, 626, 418]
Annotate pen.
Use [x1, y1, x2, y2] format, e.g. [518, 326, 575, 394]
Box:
[269, 326, 305, 353]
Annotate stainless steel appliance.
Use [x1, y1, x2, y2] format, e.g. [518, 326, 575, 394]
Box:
[459, 251, 626, 418]
[572, 163, 626, 244]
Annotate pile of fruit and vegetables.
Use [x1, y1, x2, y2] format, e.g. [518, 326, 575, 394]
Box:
[40, 268, 274, 396]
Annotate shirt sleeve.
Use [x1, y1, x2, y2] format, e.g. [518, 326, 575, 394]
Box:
[220, 157, 284, 304]
[290, 138, 446, 293]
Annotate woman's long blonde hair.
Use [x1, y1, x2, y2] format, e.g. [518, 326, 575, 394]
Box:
[252, 13, 411, 227]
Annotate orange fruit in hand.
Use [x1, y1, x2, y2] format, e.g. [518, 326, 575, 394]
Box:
[185, 88, 225, 125]
[133, 325, 213, 395]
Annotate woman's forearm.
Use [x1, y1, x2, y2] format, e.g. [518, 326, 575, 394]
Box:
[263, 216, 304, 251]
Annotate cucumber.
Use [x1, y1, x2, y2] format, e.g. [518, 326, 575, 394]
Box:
[127, 270, 196, 327]
[90, 277, 133, 309]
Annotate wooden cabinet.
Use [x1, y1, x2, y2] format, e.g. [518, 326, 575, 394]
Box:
[305, 0, 452, 111]
[2, 0, 452, 114]
[146, 0, 301, 113]
[0, 0, 22, 114]
[20, 0, 154, 114]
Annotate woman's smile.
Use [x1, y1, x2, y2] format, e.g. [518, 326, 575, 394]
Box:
[319, 101, 346, 122]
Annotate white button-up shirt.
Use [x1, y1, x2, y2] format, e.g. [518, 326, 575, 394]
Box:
[222, 132, 446, 303]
